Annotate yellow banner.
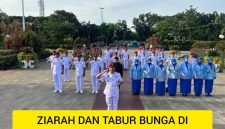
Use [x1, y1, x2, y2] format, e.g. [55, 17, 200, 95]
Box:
[13, 110, 212, 129]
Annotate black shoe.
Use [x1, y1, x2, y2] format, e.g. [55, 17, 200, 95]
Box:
[206, 93, 212, 96]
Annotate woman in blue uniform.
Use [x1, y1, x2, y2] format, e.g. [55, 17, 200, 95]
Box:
[166, 58, 180, 96]
[155, 60, 167, 96]
[143, 58, 155, 95]
[204, 57, 216, 96]
[180, 56, 193, 96]
[130, 59, 143, 95]
[193, 57, 205, 96]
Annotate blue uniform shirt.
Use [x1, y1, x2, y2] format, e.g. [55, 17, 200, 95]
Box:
[155, 65, 167, 82]
[180, 62, 193, 79]
[193, 63, 205, 79]
[204, 63, 216, 80]
[130, 64, 143, 80]
[143, 63, 155, 78]
[167, 64, 180, 79]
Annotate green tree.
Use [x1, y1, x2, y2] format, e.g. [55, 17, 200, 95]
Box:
[133, 12, 162, 40]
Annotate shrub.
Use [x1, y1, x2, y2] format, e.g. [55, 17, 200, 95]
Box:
[56, 48, 65, 53]
[159, 40, 194, 50]
[39, 48, 52, 59]
[192, 41, 217, 50]
[0, 49, 18, 68]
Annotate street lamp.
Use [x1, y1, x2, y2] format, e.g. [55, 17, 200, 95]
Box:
[99, 7, 104, 24]
[99, 7, 104, 44]
[22, 0, 26, 31]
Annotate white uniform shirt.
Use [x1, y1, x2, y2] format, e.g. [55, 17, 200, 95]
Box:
[52, 58, 63, 75]
[151, 56, 158, 65]
[104, 50, 113, 59]
[62, 56, 71, 69]
[89, 60, 101, 76]
[101, 72, 123, 97]
[73, 57, 84, 62]
[122, 51, 129, 60]
[114, 49, 121, 57]
[74, 60, 85, 76]
[48, 55, 55, 62]
[97, 57, 105, 68]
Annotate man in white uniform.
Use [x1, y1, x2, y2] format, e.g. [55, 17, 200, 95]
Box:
[73, 55, 86, 93]
[48, 51, 56, 81]
[96, 63, 123, 110]
[97, 52, 105, 72]
[52, 52, 64, 93]
[86, 55, 101, 93]
[151, 51, 158, 66]
[122, 47, 129, 70]
[104, 46, 113, 69]
[62, 51, 71, 82]
[114, 46, 121, 58]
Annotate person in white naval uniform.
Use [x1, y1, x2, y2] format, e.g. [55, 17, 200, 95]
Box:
[52, 52, 64, 93]
[97, 52, 105, 72]
[104, 46, 113, 69]
[114, 46, 121, 59]
[73, 55, 86, 93]
[122, 47, 129, 70]
[48, 50, 56, 81]
[62, 51, 71, 82]
[86, 55, 101, 93]
[151, 51, 158, 66]
[96, 63, 123, 110]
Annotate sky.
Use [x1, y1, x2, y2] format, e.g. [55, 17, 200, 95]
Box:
[1, 0, 225, 27]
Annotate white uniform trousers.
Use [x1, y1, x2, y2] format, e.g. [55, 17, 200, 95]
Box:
[106, 95, 119, 110]
[53, 74, 62, 91]
[51, 63, 54, 81]
[76, 76, 83, 92]
[123, 59, 129, 69]
[91, 75, 99, 92]
[64, 68, 70, 81]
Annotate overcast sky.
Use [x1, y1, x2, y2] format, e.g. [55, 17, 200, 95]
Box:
[1, 0, 225, 27]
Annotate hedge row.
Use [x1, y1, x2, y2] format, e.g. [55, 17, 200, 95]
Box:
[159, 40, 194, 50]
[0, 49, 18, 68]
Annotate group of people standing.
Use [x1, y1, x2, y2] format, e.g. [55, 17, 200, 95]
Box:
[130, 49, 216, 97]
[48, 45, 217, 110]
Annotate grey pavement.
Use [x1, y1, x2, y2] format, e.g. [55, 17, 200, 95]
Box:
[0, 50, 225, 129]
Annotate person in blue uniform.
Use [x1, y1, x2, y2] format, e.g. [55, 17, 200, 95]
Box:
[193, 57, 205, 96]
[166, 58, 180, 96]
[143, 57, 155, 95]
[155, 60, 167, 96]
[130, 59, 143, 95]
[180, 56, 193, 96]
[204, 57, 216, 96]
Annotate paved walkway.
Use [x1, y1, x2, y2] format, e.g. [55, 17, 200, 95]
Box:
[0, 59, 225, 129]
